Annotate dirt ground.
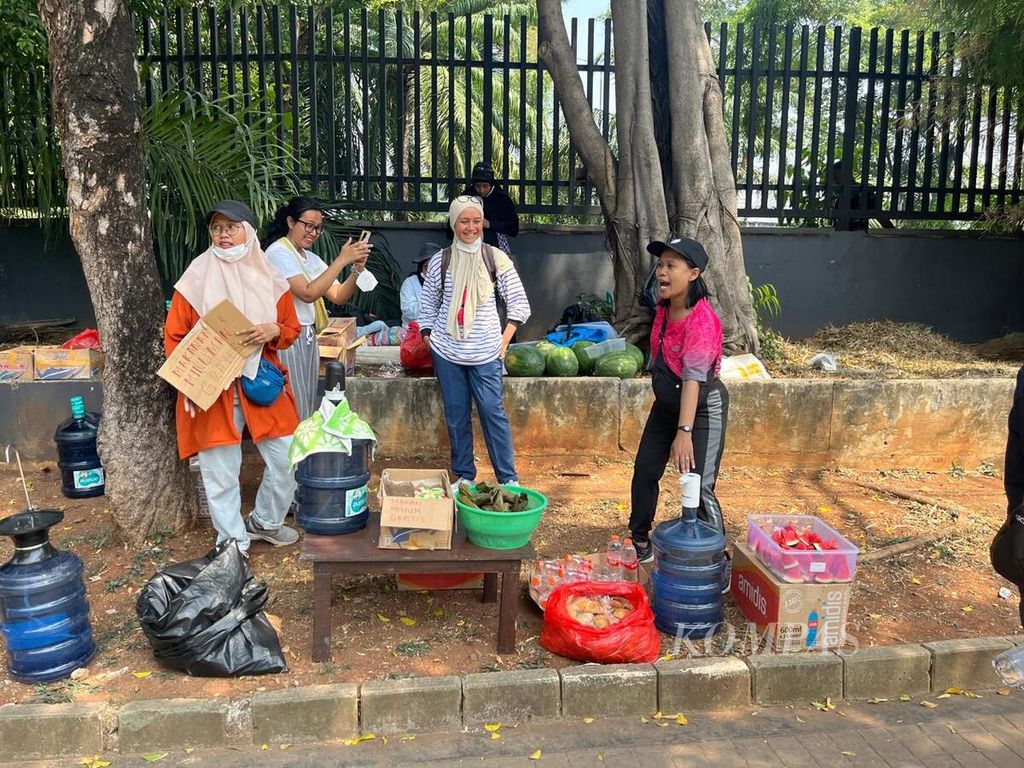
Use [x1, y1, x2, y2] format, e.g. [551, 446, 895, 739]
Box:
[0, 453, 1019, 708]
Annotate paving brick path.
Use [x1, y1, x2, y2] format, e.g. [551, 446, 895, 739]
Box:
[34, 689, 1020, 767]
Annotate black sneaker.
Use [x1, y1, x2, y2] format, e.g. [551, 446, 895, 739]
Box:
[633, 537, 654, 564]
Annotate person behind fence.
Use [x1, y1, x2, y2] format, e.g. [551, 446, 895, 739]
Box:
[401, 242, 441, 328]
[447, 162, 519, 254]
[165, 200, 302, 556]
[627, 237, 729, 571]
[263, 196, 372, 419]
[419, 196, 530, 487]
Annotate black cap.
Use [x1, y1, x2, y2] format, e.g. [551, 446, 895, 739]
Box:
[414, 242, 441, 265]
[470, 162, 495, 183]
[204, 200, 257, 228]
[646, 237, 709, 272]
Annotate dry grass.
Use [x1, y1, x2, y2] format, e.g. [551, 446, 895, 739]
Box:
[766, 321, 1019, 379]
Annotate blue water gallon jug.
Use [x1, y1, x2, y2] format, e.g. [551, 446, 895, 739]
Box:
[0, 509, 96, 682]
[650, 473, 726, 639]
[294, 363, 371, 535]
[54, 396, 104, 499]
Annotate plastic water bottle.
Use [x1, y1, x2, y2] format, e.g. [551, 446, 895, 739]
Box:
[621, 538, 639, 582]
[993, 645, 1024, 687]
[606, 535, 623, 581]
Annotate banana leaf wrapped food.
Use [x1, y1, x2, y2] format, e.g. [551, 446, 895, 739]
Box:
[456, 482, 530, 513]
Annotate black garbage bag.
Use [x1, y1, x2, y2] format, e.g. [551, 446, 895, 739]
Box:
[136, 540, 287, 676]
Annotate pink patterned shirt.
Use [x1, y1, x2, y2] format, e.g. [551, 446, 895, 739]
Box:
[652, 298, 723, 381]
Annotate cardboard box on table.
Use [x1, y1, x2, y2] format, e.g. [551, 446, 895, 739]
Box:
[730, 541, 852, 652]
[34, 346, 104, 380]
[317, 318, 358, 376]
[378, 468, 454, 551]
[0, 346, 35, 382]
[157, 300, 261, 411]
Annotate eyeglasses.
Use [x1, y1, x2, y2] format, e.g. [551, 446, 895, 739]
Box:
[295, 219, 324, 235]
[209, 222, 242, 236]
[454, 194, 483, 206]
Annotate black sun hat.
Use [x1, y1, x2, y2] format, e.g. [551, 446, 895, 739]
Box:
[646, 236, 709, 271]
[204, 200, 257, 228]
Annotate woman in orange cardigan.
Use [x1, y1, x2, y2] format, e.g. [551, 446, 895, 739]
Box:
[165, 201, 302, 555]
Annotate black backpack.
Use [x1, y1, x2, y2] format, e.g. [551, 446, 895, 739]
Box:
[553, 302, 599, 331]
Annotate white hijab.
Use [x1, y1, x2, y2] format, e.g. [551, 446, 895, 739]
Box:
[446, 196, 512, 339]
[174, 221, 290, 379]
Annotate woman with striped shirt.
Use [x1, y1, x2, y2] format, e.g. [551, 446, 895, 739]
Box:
[419, 196, 531, 486]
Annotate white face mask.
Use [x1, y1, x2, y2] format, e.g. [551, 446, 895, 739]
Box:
[212, 242, 247, 262]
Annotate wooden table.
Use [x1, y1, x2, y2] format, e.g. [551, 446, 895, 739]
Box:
[300, 516, 536, 661]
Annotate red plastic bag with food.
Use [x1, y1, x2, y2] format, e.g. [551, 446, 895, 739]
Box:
[399, 321, 433, 374]
[540, 581, 660, 664]
[61, 328, 101, 350]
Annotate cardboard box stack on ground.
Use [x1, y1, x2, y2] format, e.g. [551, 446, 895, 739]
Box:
[317, 317, 358, 376]
[731, 541, 852, 651]
[33, 347, 104, 380]
[157, 300, 261, 410]
[0, 347, 35, 382]
[378, 468, 454, 550]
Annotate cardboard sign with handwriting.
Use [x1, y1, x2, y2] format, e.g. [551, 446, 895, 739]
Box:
[378, 468, 454, 550]
[158, 300, 261, 411]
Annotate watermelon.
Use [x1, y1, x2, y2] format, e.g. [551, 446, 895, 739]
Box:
[534, 340, 557, 356]
[593, 352, 639, 379]
[572, 341, 596, 374]
[624, 342, 645, 370]
[504, 345, 545, 377]
[545, 346, 579, 377]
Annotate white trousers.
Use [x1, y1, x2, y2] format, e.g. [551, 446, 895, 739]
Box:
[196, 398, 296, 552]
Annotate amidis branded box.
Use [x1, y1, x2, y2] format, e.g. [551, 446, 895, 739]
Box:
[731, 541, 852, 651]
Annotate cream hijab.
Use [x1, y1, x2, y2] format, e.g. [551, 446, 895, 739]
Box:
[174, 220, 290, 379]
[446, 196, 513, 339]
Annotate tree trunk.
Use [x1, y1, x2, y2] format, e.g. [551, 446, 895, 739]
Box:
[37, 0, 195, 543]
[663, 2, 759, 354]
[538, 0, 759, 352]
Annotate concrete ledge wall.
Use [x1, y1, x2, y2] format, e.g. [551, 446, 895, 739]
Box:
[3, 377, 1013, 470]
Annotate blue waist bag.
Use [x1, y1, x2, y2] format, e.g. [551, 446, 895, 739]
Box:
[241, 358, 285, 406]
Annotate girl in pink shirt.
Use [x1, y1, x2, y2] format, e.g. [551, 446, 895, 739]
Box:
[628, 237, 729, 581]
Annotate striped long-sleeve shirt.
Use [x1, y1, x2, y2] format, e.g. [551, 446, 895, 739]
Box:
[418, 250, 531, 365]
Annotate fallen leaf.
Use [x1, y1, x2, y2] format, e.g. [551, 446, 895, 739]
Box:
[400, 735, 416, 741]
[653, 711, 664, 719]
[869, 613, 882, 620]
[377, 614, 390, 623]
[529, 750, 542, 760]
[796, 716, 806, 723]
[659, 654, 674, 662]
[382, 737, 388, 745]
[457, 620, 466, 627]
[484, 723, 502, 732]
[141, 755, 167, 763]
[583, 718, 595, 724]
[183, 748, 194, 755]
[899, 694, 912, 702]
[819, 506, 831, 513]
[432, 608, 444, 618]
[359, 734, 376, 742]
[946, 723, 957, 734]
[490, 732, 501, 740]
[656, 722, 669, 727]
[921, 701, 938, 709]
[962, 606, 973, 613]
[867, 697, 888, 704]
[911, 577, 921, 585]
[131, 671, 152, 679]
[399, 617, 417, 626]
[675, 714, 688, 726]
[261, 744, 269, 751]
[998, 688, 1011, 696]
[266, 612, 283, 634]
[640, 716, 649, 723]
[840, 751, 856, 757]
[811, 698, 836, 712]
[78, 758, 111, 768]
[279, 744, 292, 750]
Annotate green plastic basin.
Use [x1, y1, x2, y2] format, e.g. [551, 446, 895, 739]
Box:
[455, 485, 547, 550]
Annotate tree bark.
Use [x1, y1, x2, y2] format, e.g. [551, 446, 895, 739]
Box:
[37, 0, 195, 543]
[538, 0, 760, 352]
[664, 1, 759, 354]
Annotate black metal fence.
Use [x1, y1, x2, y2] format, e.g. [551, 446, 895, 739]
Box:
[2, 9, 1022, 226]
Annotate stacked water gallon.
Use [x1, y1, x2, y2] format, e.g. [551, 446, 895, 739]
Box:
[650, 473, 726, 638]
[294, 362, 370, 535]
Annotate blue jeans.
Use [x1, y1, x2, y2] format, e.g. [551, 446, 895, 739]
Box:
[431, 353, 518, 484]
